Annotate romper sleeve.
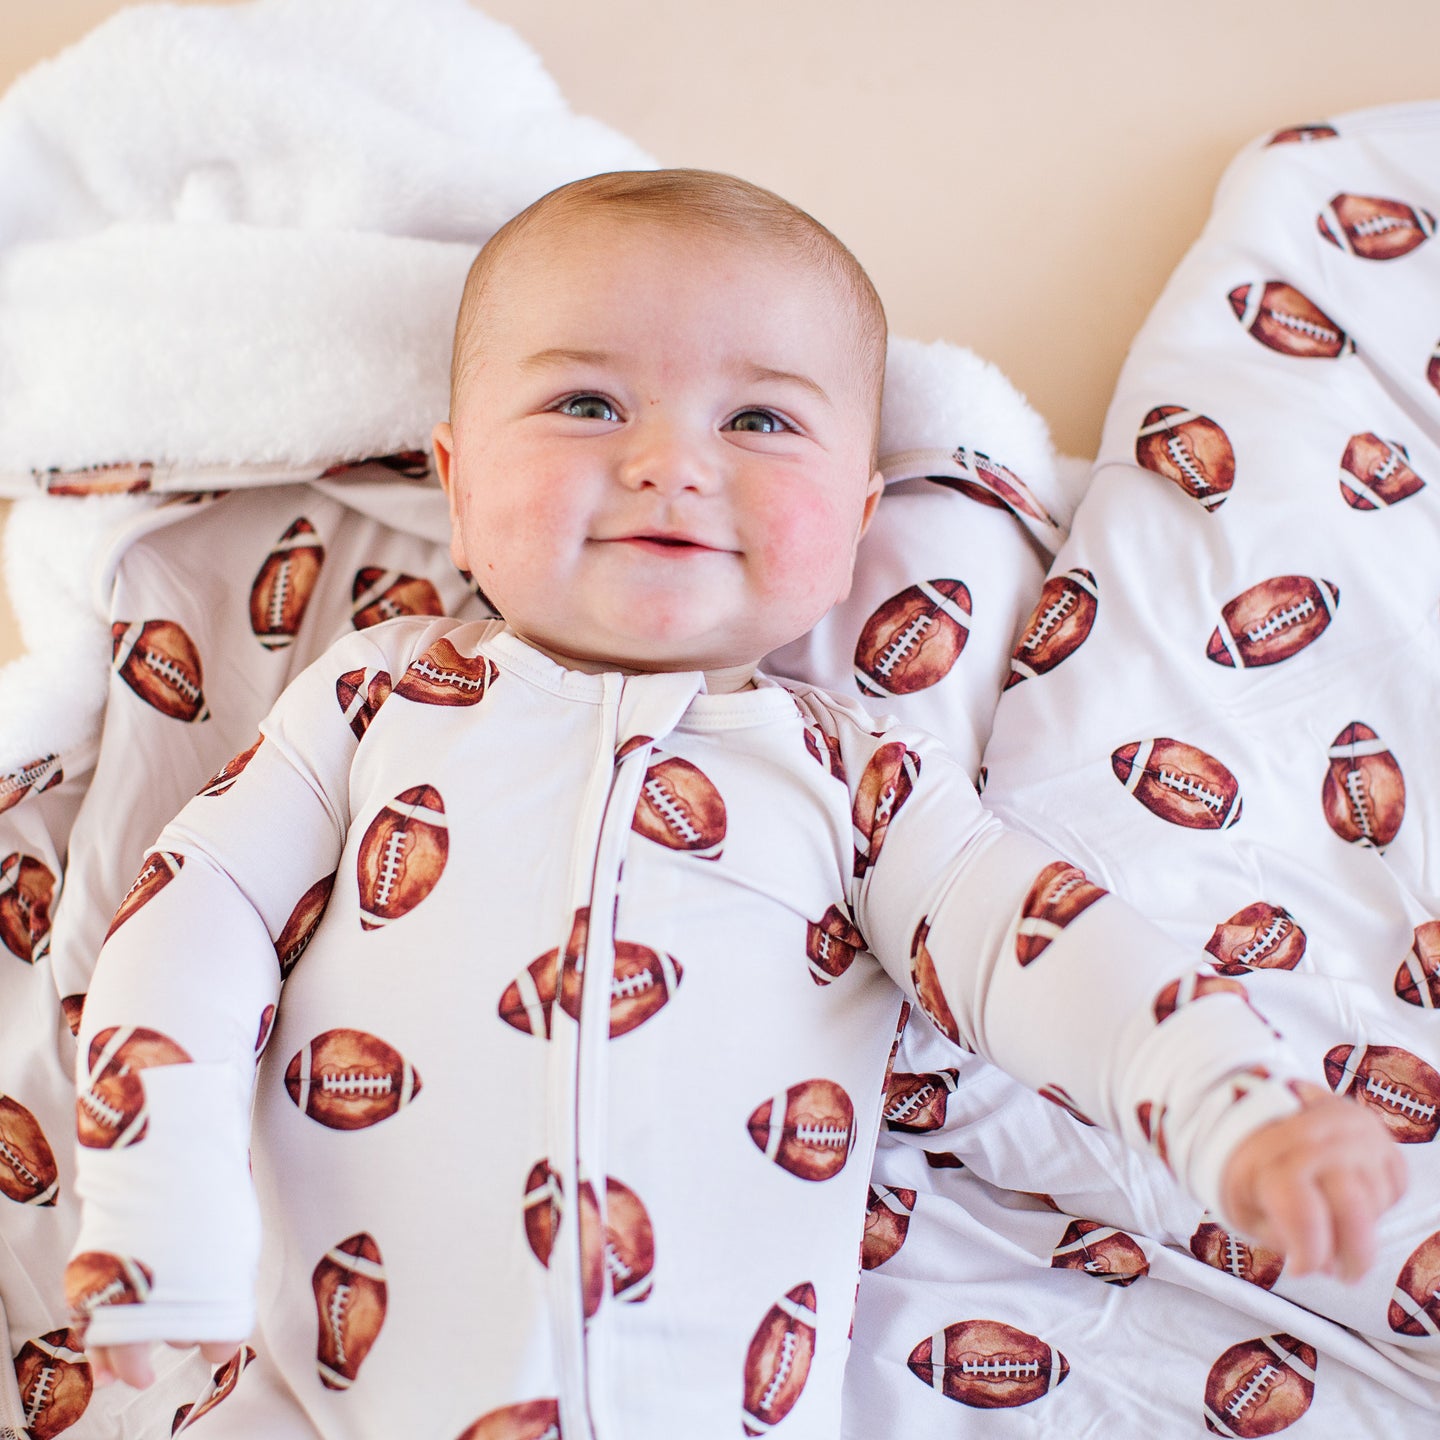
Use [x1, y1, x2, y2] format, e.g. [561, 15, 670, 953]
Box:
[65, 616, 459, 1348]
[846, 721, 1304, 1224]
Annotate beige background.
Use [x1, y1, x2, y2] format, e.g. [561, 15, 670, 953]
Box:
[2, 0, 1438, 666]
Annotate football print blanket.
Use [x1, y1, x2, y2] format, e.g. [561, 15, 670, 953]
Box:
[845, 103, 1440, 1437]
[0, 1, 1067, 1435]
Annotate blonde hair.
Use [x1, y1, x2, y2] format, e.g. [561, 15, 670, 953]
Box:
[449, 168, 887, 444]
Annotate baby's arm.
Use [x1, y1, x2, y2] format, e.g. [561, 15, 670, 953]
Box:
[67, 619, 453, 1376]
[849, 727, 1404, 1270]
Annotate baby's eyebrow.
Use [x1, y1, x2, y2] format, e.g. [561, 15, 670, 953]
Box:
[519, 347, 613, 371]
[739, 364, 832, 407]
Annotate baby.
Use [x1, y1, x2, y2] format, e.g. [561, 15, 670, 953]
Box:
[68, 170, 1403, 1439]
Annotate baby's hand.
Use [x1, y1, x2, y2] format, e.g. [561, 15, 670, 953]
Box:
[88, 1339, 244, 1389]
[1220, 1084, 1406, 1283]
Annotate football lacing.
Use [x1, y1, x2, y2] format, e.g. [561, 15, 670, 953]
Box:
[1363, 1074, 1435, 1122]
[1238, 916, 1289, 965]
[960, 1355, 1041, 1380]
[1353, 213, 1408, 237]
[1227, 1362, 1282, 1418]
[1165, 434, 1210, 490]
[1024, 590, 1076, 650]
[875, 613, 933, 676]
[80, 1276, 131, 1311]
[1369, 446, 1401, 484]
[1343, 769, 1375, 839]
[320, 1071, 393, 1098]
[885, 1084, 935, 1125]
[1222, 1230, 1246, 1277]
[1265, 306, 1338, 344]
[604, 1241, 633, 1287]
[328, 1282, 351, 1365]
[1246, 595, 1315, 643]
[141, 649, 200, 702]
[793, 1121, 849, 1149]
[409, 657, 484, 692]
[1042, 870, 1085, 908]
[759, 1331, 797, 1413]
[873, 784, 899, 825]
[1155, 768, 1225, 814]
[643, 779, 701, 845]
[0, 1137, 40, 1189]
[23, 1360, 57, 1424]
[78, 1086, 126, 1129]
[611, 968, 656, 1001]
[373, 830, 410, 907]
[0, 758, 56, 800]
[267, 557, 293, 630]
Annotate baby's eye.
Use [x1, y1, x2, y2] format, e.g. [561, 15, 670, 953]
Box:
[557, 394, 618, 421]
[727, 408, 788, 434]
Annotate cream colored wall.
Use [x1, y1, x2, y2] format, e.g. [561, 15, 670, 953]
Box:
[2, 0, 1438, 667]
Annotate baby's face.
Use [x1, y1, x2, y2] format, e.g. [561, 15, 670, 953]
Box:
[434, 215, 883, 674]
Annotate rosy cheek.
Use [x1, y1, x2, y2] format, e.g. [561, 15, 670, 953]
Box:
[754, 499, 856, 610]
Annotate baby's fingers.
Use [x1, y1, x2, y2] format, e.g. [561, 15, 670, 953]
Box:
[88, 1343, 155, 1389]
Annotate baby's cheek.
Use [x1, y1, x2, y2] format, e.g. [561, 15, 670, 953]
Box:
[756, 502, 859, 616]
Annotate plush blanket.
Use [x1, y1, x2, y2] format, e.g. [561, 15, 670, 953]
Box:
[0, 2, 1069, 1435]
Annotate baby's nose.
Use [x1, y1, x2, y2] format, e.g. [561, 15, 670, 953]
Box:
[618, 422, 718, 494]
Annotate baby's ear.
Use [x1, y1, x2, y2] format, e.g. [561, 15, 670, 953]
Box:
[856, 469, 885, 543]
[432, 421, 467, 570]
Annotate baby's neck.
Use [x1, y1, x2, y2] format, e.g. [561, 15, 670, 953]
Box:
[511, 631, 757, 693]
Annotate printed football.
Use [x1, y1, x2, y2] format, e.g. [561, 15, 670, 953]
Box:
[807, 904, 866, 985]
[395, 637, 498, 706]
[1137, 1101, 1169, 1166]
[197, 737, 262, 798]
[853, 579, 971, 698]
[284, 1029, 421, 1130]
[175, 1346, 256, 1432]
[1338, 433, 1426, 510]
[1228, 281, 1352, 359]
[0, 851, 56, 963]
[907, 1318, 1068, 1408]
[1431, 342, 1440, 399]
[862, 1184, 917, 1269]
[1050, 1220, 1149, 1286]
[1203, 1334, 1316, 1437]
[1267, 124, 1337, 145]
[1190, 1220, 1284, 1290]
[743, 1283, 817, 1436]
[1324, 1043, 1440, 1143]
[1207, 576, 1339, 668]
[14, 1328, 92, 1440]
[454, 1399, 562, 1440]
[1039, 1083, 1096, 1127]
[0, 1093, 59, 1205]
[1135, 406, 1235, 509]
[852, 743, 921, 879]
[935, 447, 1056, 526]
[105, 851, 184, 941]
[1005, 569, 1099, 688]
[1317, 193, 1436, 260]
[522, 1162, 655, 1316]
[1112, 738, 1242, 830]
[884, 1069, 958, 1134]
[0, 753, 62, 817]
[275, 872, 336, 978]
[1015, 861, 1106, 965]
[249, 517, 325, 650]
[77, 1026, 192, 1149]
[61, 994, 85, 1037]
[631, 755, 726, 859]
[64, 1251, 154, 1332]
[1389, 1230, 1440, 1336]
[910, 917, 961, 1045]
[356, 784, 448, 930]
[111, 620, 210, 722]
[798, 704, 846, 783]
[313, 1233, 387, 1390]
[1153, 972, 1253, 1024]
[1395, 921, 1440, 1009]
[1205, 903, 1307, 975]
[748, 1079, 856, 1180]
[336, 666, 393, 739]
[1322, 722, 1404, 850]
[350, 567, 444, 629]
[40, 461, 154, 496]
